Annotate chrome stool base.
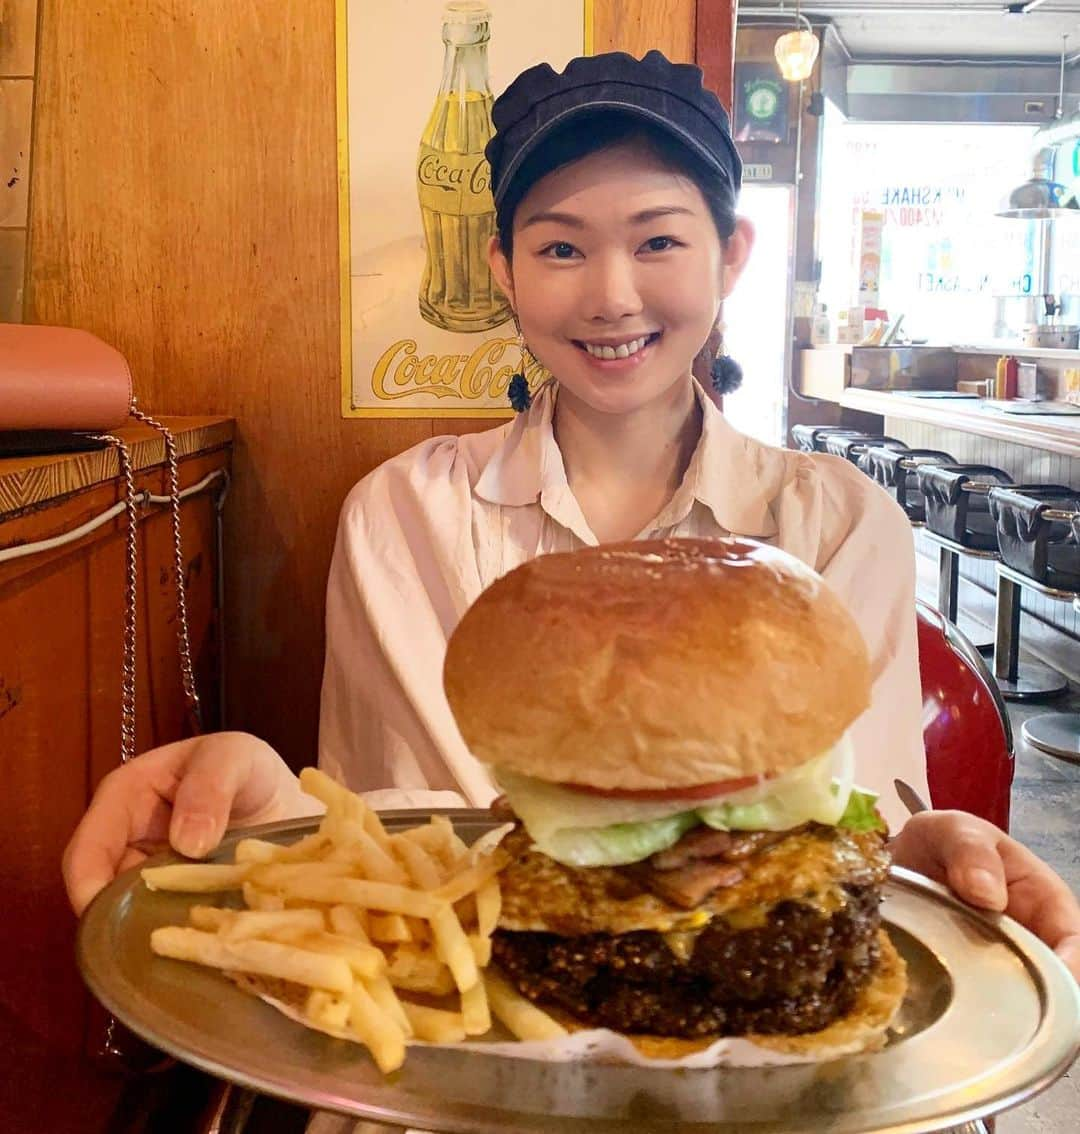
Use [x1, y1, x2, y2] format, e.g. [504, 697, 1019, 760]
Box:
[1022, 713, 1080, 761]
[995, 662, 1069, 702]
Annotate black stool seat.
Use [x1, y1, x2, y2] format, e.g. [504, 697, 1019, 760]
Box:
[865, 447, 956, 523]
[823, 433, 907, 466]
[789, 425, 864, 454]
[918, 464, 1013, 550]
[988, 485, 1080, 591]
[985, 487, 1077, 703]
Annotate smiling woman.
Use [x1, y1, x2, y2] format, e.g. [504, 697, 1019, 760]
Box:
[488, 134, 752, 422]
[61, 43, 1080, 1134]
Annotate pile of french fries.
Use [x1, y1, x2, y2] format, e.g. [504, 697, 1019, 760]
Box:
[143, 768, 566, 1072]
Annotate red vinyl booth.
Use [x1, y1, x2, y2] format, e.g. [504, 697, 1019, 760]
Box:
[917, 601, 1014, 831]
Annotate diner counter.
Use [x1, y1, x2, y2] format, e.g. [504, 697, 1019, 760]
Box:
[838, 389, 1080, 459]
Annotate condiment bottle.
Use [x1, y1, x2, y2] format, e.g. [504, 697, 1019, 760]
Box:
[1003, 356, 1018, 400]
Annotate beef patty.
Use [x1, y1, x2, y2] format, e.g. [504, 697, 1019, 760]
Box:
[492, 885, 882, 1037]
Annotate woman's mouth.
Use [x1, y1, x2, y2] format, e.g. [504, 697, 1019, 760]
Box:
[574, 332, 662, 363]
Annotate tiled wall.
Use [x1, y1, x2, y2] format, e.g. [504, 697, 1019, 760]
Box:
[0, 0, 38, 322]
[886, 418, 1080, 645]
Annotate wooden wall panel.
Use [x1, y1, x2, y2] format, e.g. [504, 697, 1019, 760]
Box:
[696, 0, 738, 109]
[25, 0, 716, 771]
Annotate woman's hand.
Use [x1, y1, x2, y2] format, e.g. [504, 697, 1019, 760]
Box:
[890, 810, 1080, 980]
[62, 732, 319, 916]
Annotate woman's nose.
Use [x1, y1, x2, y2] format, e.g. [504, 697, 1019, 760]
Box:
[585, 253, 643, 323]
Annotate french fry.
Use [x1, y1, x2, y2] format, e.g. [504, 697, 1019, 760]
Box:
[368, 913, 413, 943]
[306, 988, 351, 1033]
[401, 1001, 466, 1044]
[361, 808, 393, 853]
[220, 909, 325, 942]
[151, 926, 353, 993]
[247, 861, 354, 888]
[385, 946, 456, 996]
[468, 933, 492, 968]
[430, 903, 479, 993]
[323, 820, 410, 885]
[433, 851, 507, 906]
[485, 970, 568, 1041]
[275, 930, 385, 980]
[469, 822, 515, 862]
[476, 877, 501, 939]
[461, 976, 491, 1036]
[367, 972, 413, 1038]
[274, 877, 444, 919]
[299, 767, 358, 818]
[346, 981, 407, 1074]
[189, 905, 234, 932]
[328, 904, 370, 941]
[432, 815, 469, 859]
[243, 881, 285, 911]
[146, 768, 515, 1075]
[142, 862, 250, 893]
[392, 836, 443, 890]
[234, 833, 331, 865]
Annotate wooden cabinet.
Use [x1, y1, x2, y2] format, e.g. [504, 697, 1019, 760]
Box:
[0, 417, 232, 1133]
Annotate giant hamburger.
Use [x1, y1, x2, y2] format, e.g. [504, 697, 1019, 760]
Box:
[444, 537, 907, 1057]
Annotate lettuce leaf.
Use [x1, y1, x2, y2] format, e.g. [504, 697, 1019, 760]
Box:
[539, 811, 699, 867]
[836, 788, 886, 833]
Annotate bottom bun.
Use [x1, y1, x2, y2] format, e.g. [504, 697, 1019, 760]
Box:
[545, 929, 907, 1062]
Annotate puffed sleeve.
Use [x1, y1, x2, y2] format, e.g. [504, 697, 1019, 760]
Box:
[316, 437, 497, 806]
[776, 453, 928, 833]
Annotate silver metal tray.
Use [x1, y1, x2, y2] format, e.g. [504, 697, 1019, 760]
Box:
[77, 810, 1080, 1134]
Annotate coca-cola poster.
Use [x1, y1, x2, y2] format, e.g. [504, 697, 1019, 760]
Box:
[338, 0, 591, 418]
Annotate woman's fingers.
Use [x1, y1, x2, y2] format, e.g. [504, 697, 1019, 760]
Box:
[62, 760, 177, 915]
[892, 811, 1080, 979]
[167, 735, 281, 857]
[1055, 935, 1080, 981]
[892, 811, 1007, 909]
[63, 732, 302, 916]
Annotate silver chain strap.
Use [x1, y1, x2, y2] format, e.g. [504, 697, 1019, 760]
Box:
[92, 401, 202, 763]
[90, 431, 142, 762]
[129, 404, 202, 726]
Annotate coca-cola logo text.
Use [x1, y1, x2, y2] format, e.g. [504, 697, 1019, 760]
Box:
[417, 153, 491, 197]
[371, 337, 545, 402]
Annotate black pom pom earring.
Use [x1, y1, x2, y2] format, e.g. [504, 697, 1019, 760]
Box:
[710, 325, 743, 395]
[507, 329, 533, 413]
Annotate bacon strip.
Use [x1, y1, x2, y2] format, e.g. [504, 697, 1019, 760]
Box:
[635, 859, 746, 908]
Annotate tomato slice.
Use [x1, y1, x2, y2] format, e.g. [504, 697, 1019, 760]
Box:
[563, 774, 769, 802]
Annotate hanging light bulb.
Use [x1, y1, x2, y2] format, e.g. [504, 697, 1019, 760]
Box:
[774, 29, 819, 82]
[774, 1, 818, 83]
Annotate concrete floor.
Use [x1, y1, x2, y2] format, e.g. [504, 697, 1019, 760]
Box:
[914, 558, 1079, 1133]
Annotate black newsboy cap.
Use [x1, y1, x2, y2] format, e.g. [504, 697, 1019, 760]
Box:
[486, 50, 743, 209]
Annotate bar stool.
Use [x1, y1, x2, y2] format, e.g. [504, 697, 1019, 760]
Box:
[918, 465, 1068, 700]
[1021, 594, 1080, 761]
[822, 433, 907, 468]
[790, 425, 864, 454]
[864, 446, 956, 525]
[989, 487, 1080, 737]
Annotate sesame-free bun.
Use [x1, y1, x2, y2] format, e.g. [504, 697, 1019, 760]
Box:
[443, 538, 871, 791]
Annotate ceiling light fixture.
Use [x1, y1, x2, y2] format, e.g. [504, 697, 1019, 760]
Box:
[774, 1, 819, 82]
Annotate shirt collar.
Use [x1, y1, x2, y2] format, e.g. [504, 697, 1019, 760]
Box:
[473, 379, 784, 542]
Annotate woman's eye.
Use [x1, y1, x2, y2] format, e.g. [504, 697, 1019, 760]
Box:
[643, 235, 679, 253]
[543, 241, 579, 260]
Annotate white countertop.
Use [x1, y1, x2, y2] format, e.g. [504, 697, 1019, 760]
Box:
[838, 388, 1080, 458]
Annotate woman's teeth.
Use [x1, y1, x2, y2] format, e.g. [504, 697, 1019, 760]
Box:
[581, 335, 653, 360]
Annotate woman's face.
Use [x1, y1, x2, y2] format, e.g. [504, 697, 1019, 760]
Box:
[489, 142, 752, 418]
